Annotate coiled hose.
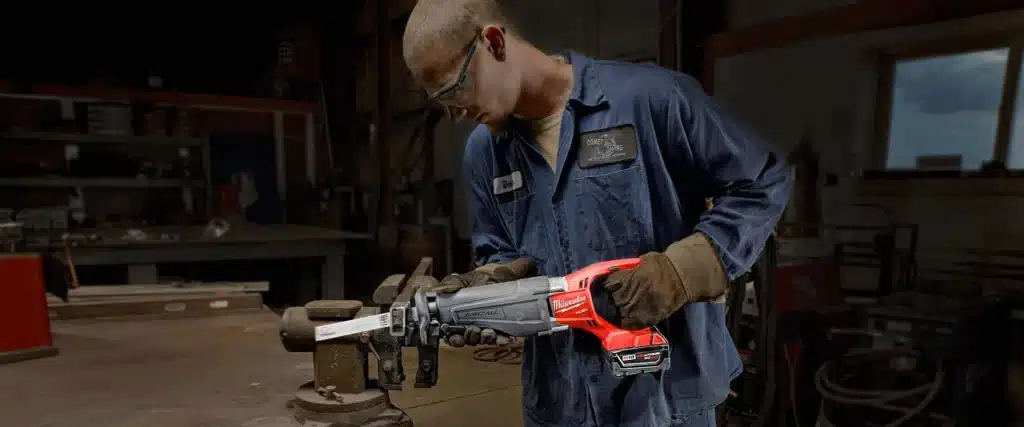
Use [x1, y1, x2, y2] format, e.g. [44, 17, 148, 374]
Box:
[472, 339, 524, 365]
[815, 346, 946, 427]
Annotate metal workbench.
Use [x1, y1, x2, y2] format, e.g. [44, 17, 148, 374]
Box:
[55, 224, 372, 301]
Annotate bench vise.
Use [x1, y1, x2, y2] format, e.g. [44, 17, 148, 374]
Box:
[279, 299, 412, 427]
[277, 257, 437, 426]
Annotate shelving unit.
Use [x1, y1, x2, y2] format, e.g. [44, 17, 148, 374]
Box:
[0, 81, 327, 226]
[3, 130, 206, 147]
[0, 82, 325, 201]
[0, 70, 336, 243]
[0, 128, 213, 222]
[0, 178, 206, 189]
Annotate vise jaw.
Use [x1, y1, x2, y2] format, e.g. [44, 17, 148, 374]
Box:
[279, 300, 404, 391]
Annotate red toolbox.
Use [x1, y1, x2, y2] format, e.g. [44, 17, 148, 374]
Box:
[0, 253, 58, 364]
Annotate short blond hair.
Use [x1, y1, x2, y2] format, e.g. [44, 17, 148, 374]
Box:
[402, 0, 512, 74]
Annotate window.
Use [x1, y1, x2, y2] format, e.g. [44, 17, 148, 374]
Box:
[878, 40, 1024, 173]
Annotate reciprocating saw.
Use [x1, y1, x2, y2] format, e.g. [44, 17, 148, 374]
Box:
[314, 258, 671, 389]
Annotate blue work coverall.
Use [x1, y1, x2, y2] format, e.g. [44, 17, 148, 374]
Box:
[462, 52, 791, 427]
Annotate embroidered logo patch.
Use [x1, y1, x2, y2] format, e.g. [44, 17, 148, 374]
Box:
[578, 125, 638, 168]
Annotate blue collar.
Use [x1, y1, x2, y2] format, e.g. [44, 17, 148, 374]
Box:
[561, 51, 607, 109]
[500, 52, 608, 139]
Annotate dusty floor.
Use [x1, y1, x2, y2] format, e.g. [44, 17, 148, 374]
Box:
[1, 310, 524, 427]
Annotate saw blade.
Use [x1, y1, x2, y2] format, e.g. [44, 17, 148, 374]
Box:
[315, 312, 392, 342]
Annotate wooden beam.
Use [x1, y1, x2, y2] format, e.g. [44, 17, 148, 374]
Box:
[356, 0, 417, 36]
[375, 0, 396, 229]
[993, 45, 1024, 164]
[318, 8, 359, 185]
[658, 0, 680, 70]
[869, 55, 896, 169]
[679, 0, 728, 92]
[702, 51, 717, 94]
[709, 0, 1024, 58]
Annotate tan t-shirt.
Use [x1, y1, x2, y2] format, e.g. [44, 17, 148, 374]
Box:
[531, 111, 563, 170]
[527, 55, 571, 170]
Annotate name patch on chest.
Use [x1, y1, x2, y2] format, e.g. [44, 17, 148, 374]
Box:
[578, 125, 639, 169]
[493, 171, 523, 195]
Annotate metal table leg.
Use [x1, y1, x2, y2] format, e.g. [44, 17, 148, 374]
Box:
[321, 254, 345, 300]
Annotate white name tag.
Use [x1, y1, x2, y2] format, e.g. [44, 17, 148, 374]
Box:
[493, 171, 523, 195]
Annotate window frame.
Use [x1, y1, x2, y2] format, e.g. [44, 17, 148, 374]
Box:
[868, 31, 1024, 179]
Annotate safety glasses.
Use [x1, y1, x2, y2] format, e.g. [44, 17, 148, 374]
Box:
[427, 37, 480, 121]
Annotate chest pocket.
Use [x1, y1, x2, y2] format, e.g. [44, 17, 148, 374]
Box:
[496, 187, 548, 263]
[574, 164, 649, 258]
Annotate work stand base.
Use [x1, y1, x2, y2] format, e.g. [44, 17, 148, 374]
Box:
[289, 382, 413, 427]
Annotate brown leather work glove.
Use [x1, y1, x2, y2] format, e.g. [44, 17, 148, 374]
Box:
[601, 233, 729, 330]
[430, 257, 537, 346]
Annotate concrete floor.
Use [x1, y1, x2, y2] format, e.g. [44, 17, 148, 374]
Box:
[1, 311, 524, 427]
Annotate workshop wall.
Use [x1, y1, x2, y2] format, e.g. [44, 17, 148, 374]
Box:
[713, 5, 1024, 269]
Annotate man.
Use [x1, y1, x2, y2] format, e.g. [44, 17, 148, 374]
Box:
[401, 1, 791, 426]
